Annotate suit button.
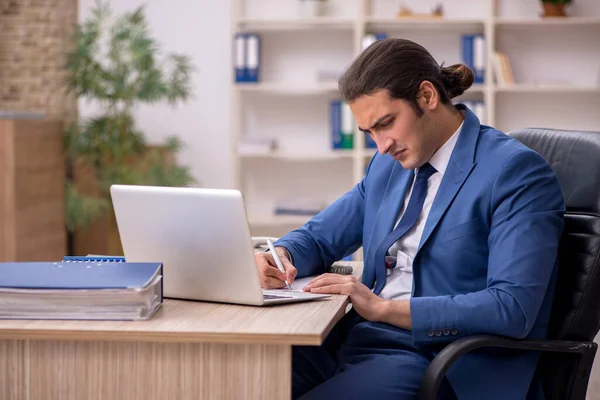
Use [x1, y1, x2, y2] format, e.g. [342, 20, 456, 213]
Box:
[451, 329, 458, 335]
[427, 330, 434, 337]
[443, 329, 450, 336]
[435, 330, 442, 337]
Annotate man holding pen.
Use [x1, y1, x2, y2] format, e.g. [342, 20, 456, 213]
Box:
[254, 38, 564, 400]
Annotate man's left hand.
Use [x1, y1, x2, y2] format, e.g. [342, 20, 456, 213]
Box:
[303, 273, 386, 321]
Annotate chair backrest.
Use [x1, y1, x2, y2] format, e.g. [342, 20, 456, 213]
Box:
[508, 128, 600, 399]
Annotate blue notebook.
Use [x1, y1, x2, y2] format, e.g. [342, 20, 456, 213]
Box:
[63, 255, 126, 263]
[0, 261, 162, 291]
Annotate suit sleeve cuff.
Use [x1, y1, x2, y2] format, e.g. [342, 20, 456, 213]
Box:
[410, 296, 463, 345]
[273, 238, 310, 276]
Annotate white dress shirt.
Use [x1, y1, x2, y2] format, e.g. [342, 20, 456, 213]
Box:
[379, 121, 464, 301]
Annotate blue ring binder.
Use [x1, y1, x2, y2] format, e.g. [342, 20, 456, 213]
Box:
[62, 256, 126, 262]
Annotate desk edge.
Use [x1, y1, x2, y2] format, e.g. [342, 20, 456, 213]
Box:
[0, 329, 325, 346]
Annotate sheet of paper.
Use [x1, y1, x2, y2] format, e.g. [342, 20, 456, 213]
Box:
[290, 275, 317, 291]
[264, 276, 319, 293]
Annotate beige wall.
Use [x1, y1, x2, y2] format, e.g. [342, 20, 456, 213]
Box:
[78, 0, 233, 190]
[0, 1, 76, 260]
[0, 0, 78, 121]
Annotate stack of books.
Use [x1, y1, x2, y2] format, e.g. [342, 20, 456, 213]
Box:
[491, 51, 515, 85]
[0, 258, 163, 320]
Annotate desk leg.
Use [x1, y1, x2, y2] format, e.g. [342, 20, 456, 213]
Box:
[0, 339, 292, 400]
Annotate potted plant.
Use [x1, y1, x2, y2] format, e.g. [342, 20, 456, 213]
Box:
[64, 1, 196, 255]
[541, 0, 572, 17]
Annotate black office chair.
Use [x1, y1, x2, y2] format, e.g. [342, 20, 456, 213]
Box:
[419, 128, 600, 400]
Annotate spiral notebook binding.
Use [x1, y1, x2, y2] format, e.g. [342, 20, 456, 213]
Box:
[62, 256, 126, 263]
[326, 265, 353, 275]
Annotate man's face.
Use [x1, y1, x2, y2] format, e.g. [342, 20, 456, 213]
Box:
[350, 89, 436, 170]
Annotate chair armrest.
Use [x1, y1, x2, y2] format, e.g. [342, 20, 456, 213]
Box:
[418, 335, 597, 400]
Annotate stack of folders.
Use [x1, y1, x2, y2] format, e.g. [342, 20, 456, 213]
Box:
[461, 34, 486, 84]
[0, 259, 163, 321]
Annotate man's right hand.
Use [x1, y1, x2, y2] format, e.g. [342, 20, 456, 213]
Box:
[255, 246, 298, 289]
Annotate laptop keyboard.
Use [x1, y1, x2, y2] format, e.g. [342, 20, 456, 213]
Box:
[263, 294, 293, 300]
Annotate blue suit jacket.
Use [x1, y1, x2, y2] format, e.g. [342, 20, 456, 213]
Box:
[275, 105, 565, 399]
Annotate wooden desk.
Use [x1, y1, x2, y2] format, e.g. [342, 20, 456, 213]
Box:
[0, 261, 362, 400]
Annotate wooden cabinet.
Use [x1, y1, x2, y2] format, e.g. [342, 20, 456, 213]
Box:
[0, 119, 66, 261]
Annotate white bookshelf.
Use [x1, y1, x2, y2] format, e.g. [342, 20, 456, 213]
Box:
[366, 17, 486, 30]
[239, 149, 354, 160]
[236, 81, 340, 95]
[495, 84, 600, 93]
[230, 0, 600, 238]
[237, 16, 356, 31]
[494, 16, 600, 26]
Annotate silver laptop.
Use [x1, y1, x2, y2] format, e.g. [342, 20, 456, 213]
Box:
[110, 184, 330, 306]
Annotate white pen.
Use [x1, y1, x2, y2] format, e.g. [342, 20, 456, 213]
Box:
[266, 239, 292, 290]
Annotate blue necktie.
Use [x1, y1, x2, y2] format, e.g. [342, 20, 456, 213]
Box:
[372, 162, 437, 295]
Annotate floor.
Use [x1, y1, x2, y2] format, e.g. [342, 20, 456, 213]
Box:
[586, 334, 600, 399]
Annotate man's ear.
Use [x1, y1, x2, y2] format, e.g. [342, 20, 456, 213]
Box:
[418, 80, 439, 110]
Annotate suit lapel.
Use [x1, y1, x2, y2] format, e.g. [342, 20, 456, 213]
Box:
[417, 105, 481, 253]
[376, 164, 415, 236]
[417, 160, 476, 252]
[364, 163, 414, 287]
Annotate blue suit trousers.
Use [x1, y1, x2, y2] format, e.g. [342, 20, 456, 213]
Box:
[293, 310, 458, 400]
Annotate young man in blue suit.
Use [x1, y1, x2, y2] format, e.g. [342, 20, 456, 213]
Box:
[255, 38, 565, 400]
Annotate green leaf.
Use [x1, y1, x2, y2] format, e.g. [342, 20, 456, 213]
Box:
[65, 182, 111, 232]
[166, 54, 193, 104]
[164, 135, 185, 153]
[64, 0, 197, 232]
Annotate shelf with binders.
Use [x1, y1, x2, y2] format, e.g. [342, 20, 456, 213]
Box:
[237, 88, 355, 157]
[236, 16, 355, 32]
[233, 27, 354, 90]
[493, 16, 600, 27]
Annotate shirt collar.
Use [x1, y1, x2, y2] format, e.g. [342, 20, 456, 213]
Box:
[424, 120, 464, 177]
